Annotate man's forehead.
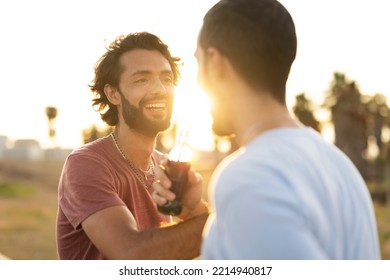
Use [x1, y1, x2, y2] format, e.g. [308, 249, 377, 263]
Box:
[120, 49, 172, 72]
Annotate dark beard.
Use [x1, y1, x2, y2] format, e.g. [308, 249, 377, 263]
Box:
[119, 91, 173, 137]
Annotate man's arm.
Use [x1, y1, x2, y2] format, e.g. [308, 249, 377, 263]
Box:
[82, 158, 209, 260]
[81, 203, 208, 259]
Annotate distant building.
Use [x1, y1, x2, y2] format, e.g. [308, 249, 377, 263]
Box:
[0, 135, 7, 158]
[45, 147, 72, 161]
[0, 136, 71, 161]
[9, 139, 44, 160]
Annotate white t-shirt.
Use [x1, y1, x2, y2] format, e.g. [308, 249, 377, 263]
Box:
[201, 127, 380, 259]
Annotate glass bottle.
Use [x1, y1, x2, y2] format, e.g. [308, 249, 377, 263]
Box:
[157, 130, 192, 216]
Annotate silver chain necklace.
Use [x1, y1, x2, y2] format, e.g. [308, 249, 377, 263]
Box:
[110, 132, 155, 187]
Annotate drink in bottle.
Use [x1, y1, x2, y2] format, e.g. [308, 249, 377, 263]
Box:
[157, 130, 192, 216]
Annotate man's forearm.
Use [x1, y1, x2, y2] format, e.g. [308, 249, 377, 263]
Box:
[125, 212, 209, 260]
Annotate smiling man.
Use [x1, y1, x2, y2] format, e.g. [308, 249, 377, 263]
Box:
[56, 32, 208, 260]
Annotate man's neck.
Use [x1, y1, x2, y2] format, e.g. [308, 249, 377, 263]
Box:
[114, 125, 156, 171]
[218, 70, 299, 146]
[234, 93, 299, 146]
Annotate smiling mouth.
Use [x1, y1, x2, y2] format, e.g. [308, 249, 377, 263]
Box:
[144, 102, 167, 111]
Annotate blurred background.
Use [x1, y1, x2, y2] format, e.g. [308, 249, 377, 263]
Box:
[1, 0, 389, 259]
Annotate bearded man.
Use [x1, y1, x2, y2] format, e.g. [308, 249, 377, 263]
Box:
[56, 32, 208, 260]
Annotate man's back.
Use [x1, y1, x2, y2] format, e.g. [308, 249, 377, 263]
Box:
[202, 127, 380, 259]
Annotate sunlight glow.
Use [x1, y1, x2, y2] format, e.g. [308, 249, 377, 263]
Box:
[172, 85, 215, 152]
[1, 0, 389, 151]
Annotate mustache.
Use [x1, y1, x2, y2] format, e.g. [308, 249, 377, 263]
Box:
[139, 95, 172, 107]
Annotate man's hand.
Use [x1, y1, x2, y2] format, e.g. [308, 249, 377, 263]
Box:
[152, 156, 208, 220]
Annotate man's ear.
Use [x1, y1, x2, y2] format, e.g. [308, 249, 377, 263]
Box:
[206, 47, 226, 80]
[104, 84, 121, 105]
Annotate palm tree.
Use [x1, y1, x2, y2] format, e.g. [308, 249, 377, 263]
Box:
[45, 106, 57, 145]
[323, 72, 369, 178]
[293, 93, 320, 132]
[366, 94, 390, 153]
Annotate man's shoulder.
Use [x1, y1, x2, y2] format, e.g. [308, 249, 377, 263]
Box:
[70, 135, 111, 156]
[65, 135, 113, 167]
[60, 135, 116, 182]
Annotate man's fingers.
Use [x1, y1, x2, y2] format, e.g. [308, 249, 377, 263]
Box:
[187, 169, 203, 186]
[151, 190, 168, 206]
[154, 157, 171, 189]
[152, 180, 176, 201]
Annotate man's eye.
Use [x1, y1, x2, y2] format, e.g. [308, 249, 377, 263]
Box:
[162, 77, 173, 84]
[135, 78, 147, 83]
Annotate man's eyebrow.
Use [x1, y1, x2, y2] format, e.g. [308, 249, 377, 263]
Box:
[129, 70, 152, 77]
[160, 70, 174, 75]
[129, 70, 173, 77]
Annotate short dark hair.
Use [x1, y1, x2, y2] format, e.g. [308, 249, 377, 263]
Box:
[199, 0, 297, 104]
[89, 32, 181, 126]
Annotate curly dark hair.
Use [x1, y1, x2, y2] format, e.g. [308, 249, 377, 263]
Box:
[89, 32, 181, 126]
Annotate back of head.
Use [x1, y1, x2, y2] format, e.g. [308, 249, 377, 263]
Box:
[199, 0, 297, 104]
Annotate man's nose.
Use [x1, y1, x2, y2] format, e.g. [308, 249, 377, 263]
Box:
[150, 77, 168, 95]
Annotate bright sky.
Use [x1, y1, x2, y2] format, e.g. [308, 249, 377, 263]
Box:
[1, 0, 389, 150]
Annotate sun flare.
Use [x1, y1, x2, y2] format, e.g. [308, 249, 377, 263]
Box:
[172, 84, 215, 152]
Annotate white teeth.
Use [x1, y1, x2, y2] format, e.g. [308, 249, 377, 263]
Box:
[145, 103, 166, 109]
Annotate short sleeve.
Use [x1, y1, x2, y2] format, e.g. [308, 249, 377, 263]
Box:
[59, 151, 124, 229]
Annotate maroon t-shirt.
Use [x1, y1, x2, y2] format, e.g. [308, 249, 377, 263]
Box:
[56, 135, 170, 259]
